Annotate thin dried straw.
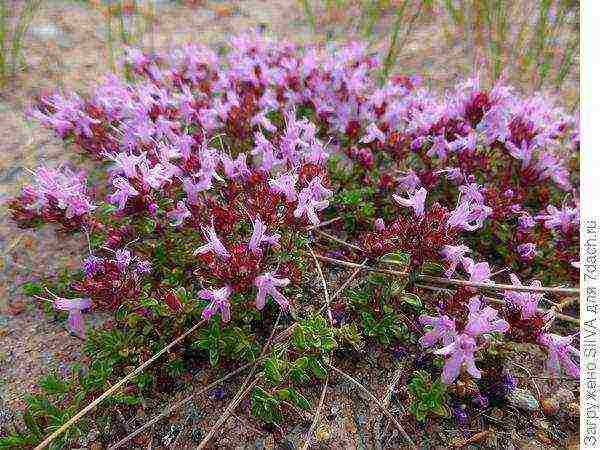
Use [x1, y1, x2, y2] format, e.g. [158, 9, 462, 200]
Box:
[196, 375, 262, 449]
[326, 363, 416, 449]
[196, 312, 282, 449]
[108, 361, 253, 449]
[300, 376, 329, 450]
[36, 318, 207, 450]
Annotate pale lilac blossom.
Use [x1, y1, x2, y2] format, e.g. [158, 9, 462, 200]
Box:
[248, 217, 281, 255]
[462, 258, 492, 284]
[195, 226, 231, 258]
[538, 333, 580, 378]
[53, 296, 92, 339]
[464, 296, 509, 336]
[503, 274, 543, 319]
[254, 273, 290, 310]
[418, 315, 456, 347]
[440, 245, 471, 277]
[200, 286, 232, 322]
[435, 334, 481, 384]
[393, 187, 427, 217]
[517, 242, 537, 260]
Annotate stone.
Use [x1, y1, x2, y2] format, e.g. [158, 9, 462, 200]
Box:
[30, 23, 72, 48]
[506, 388, 540, 411]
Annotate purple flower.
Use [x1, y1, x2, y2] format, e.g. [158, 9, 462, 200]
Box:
[473, 394, 489, 408]
[440, 245, 471, 277]
[248, 216, 280, 255]
[109, 152, 146, 178]
[418, 314, 456, 347]
[109, 177, 139, 210]
[269, 172, 298, 202]
[115, 249, 131, 270]
[447, 200, 492, 231]
[458, 183, 485, 204]
[195, 226, 231, 258]
[293, 177, 332, 226]
[517, 242, 537, 260]
[200, 286, 232, 322]
[252, 131, 281, 172]
[536, 204, 579, 233]
[397, 170, 421, 192]
[393, 187, 427, 217]
[182, 177, 210, 205]
[435, 334, 480, 384]
[221, 152, 251, 179]
[254, 273, 290, 310]
[374, 218, 386, 232]
[53, 296, 92, 339]
[426, 134, 449, 162]
[518, 214, 536, 230]
[82, 255, 104, 277]
[462, 258, 492, 284]
[361, 123, 386, 144]
[24, 166, 95, 218]
[538, 333, 580, 378]
[503, 274, 543, 319]
[168, 200, 192, 227]
[505, 140, 534, 167]
[136, 259, 153, 274]
[464, 296, 509, 337]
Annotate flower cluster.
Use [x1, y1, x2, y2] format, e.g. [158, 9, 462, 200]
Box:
[10, 33, 578, 390]
[420, 296, 508, 383]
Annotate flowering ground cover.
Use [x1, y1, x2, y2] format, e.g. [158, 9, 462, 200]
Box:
[0, 5, 580, 448]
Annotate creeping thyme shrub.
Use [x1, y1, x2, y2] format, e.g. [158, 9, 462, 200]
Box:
[6, 33, 579, 445]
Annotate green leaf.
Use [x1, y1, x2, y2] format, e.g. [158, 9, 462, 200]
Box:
[400, 293, 422, 307]
[21, 281, 43, 296]
[309, 357, 327, 379]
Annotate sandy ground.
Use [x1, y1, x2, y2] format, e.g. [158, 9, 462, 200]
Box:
[0, 0, 579, 447]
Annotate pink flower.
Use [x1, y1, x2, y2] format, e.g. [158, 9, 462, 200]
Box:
[536, 204, 579, 233]
[109, 152, 146, 178]
[426, 134, 449, 162]
[115, 249, 131, 270]
[462, 258, 491, 285]
[505, 140, 534, 167]
[418, 314, 456, 347]
[374, 218, 386, 232]
[248, 217, 281, 255]
[53, 297, 92, 339]
[538, 333, 580, 378]
[447, 200, 492, 231]
[504, 274, 543, 319]
[293, 177, 332, 226]
[252, 132, 281, 172]
[195, 226, 231, 258]
[182, 177, 210, 205]
[109, 177, 139, 210]
[254, 273, 290, 310]
[269, 173, 298, 202]
[397, 170, 421, 192]
[464, 296, 509, 337]
[435, 334, 481, 384]
[517, 242, 537, 260]
[221, 152, 251, 179]
[393, 187, 427, 217]
[361, 123, 386, 144]
[458, 183, 485, 204]
[440, 245, 471, 277]
[200, 286, 232, 322]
